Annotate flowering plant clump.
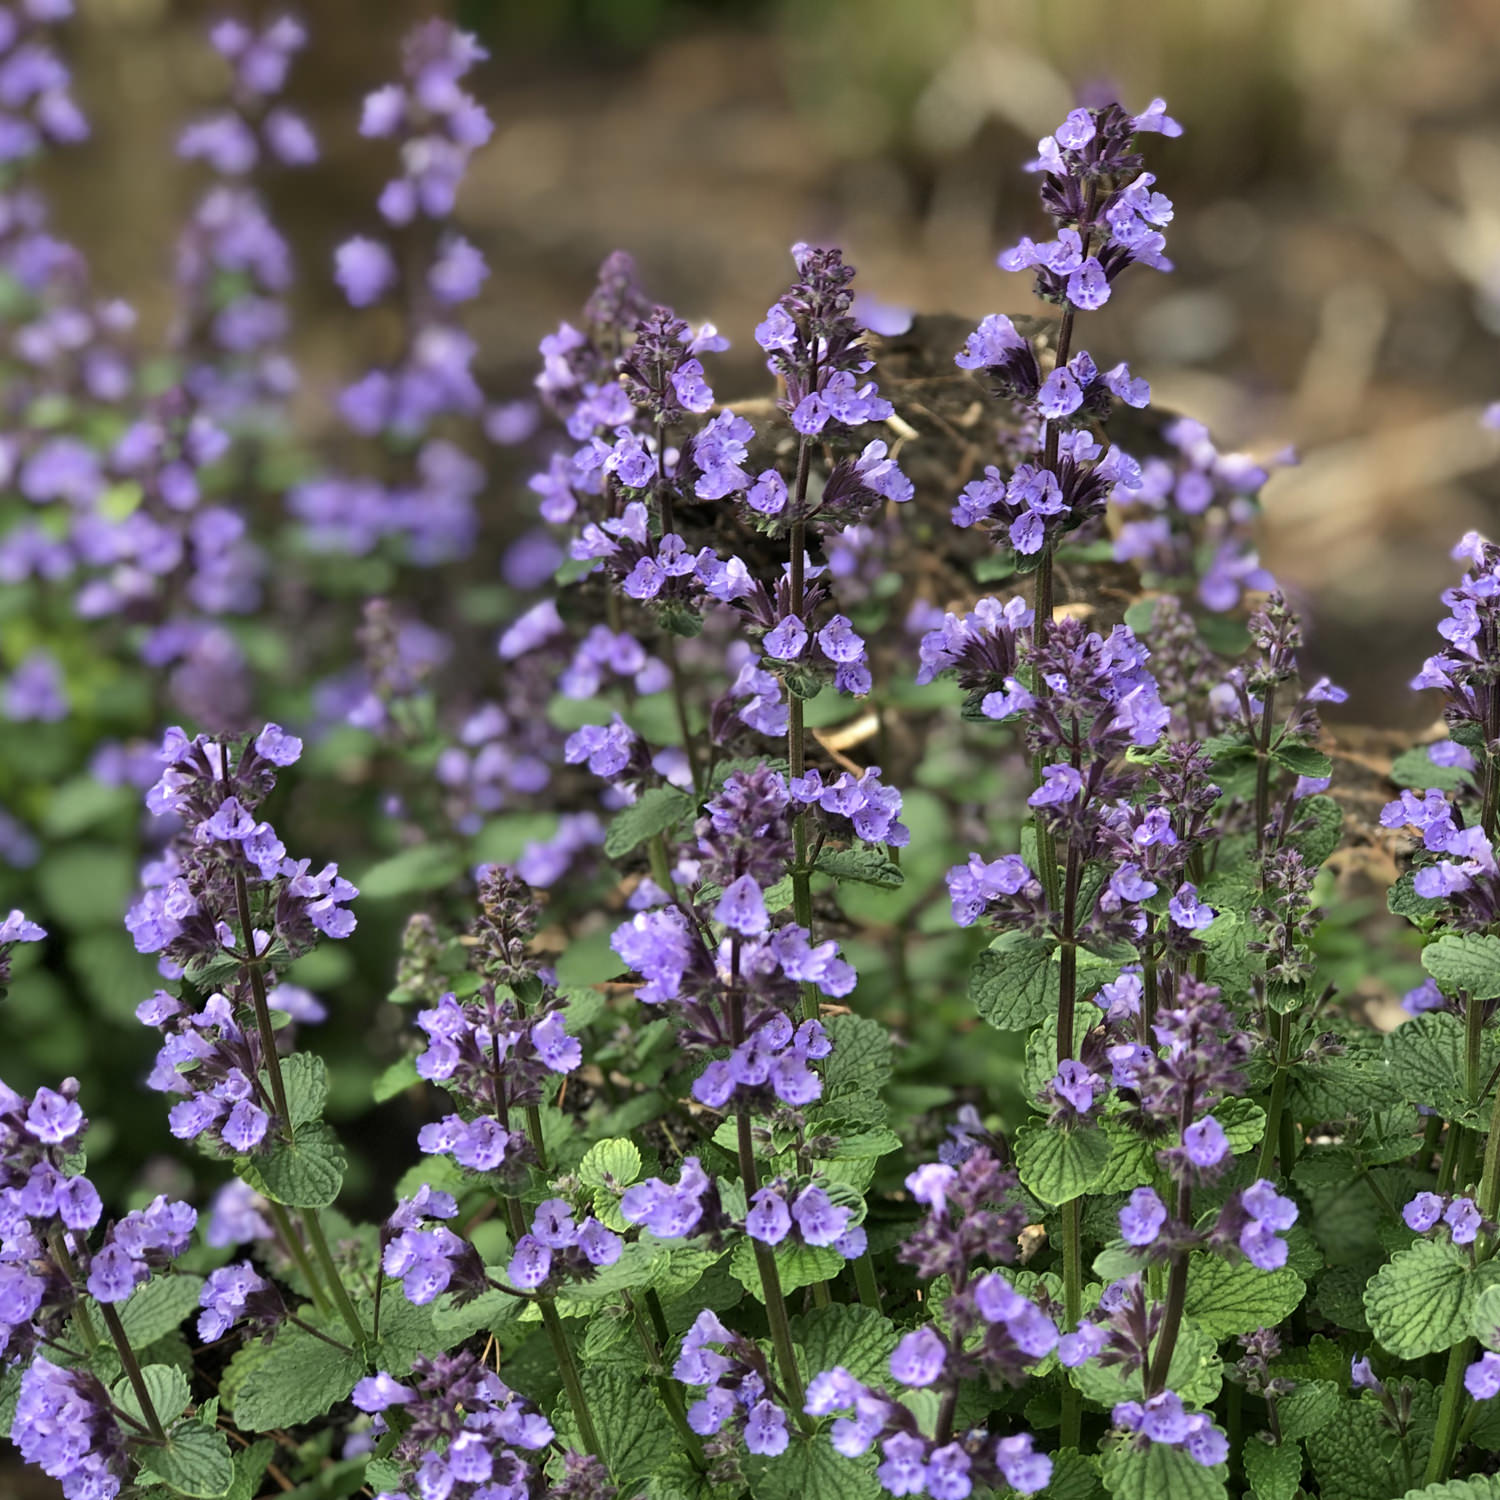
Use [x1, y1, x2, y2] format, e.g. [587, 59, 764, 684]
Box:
[6, 13, 1500, 1500]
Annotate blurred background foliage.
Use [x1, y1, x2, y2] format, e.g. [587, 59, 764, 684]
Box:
[4, 0, 1498, 1261]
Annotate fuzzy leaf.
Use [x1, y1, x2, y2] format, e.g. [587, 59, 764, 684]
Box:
[1243, 1437, 1302, 1500]
[970, 934, 1057, 1031]
[222, 1317, 364, 1429]
[1276, 1378, 1340, 1441]
[357, 844, 465, 899]
[577, 1137, 642, 1190]
[1391, 746, 1473, 792]
[814, 848, 904, 888]
[225, 1440, 274, 1500]
[554, 1366, 676, 1488]
[1423, 933, 1500, 1000]
[1390, 870, 1445, 922]
[1271, 744, 1333, 779]
[1289, 794, 1344, 866]
[822, 1013, 892, 1097]
[1092, 1124, 1155, 1194]
[1039, 1448, 1104, 1500]
[1363, 1236, 1473, 1358]
[1016, 1123, 1111, 1207]
[106, 1274, 204, 1349]
[1212, 1097, 1267, 1155]
[603, 786, 697, 858]
[1399, 1479, 1500, 1499]
[790, 1303, 895, 1387]
[747, 1437, 881, 1500]
[1385, 1011, 1500, 1124]
[1472, 1282, 1500, 1349]
[1071, 1318, 1221, 1409]
[244, 1120, 346, 1208]
[1307, 1381, 1439, 1500]
[279, 1051, 328, 1129]
[112, 1363, 190, 1429]
[730, 1238, 844, 1300]
[145, 1420, 236, 1499]
[1101, 1437, 1228, 1500]
[1183, 1254, 1305, 1338]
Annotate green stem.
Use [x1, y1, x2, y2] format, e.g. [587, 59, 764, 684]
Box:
[1256, 1013, 1294, 1180]
[662, 632, 703, 797]
[1438, 1122, 1464, 1196]
[647, 832, 678, 899]
[50, 1231, 99, 1349]
[628, 1294, 706, 1469]
[231, 863, 291, 1131]
[1254, 683, 1278, 853]
[267, 1199, 331, 1316]
[736, 1108, 809, 1425]
[1426, 1338, 1473, 1486]
[300, 1211, 366, 1347]
[525, 1103, 549, 1173]
[99, 1301, 165, 1443]
[1059, 1196, 1083, 1448]
[540, 1295, 603, 1458]
[852, 1250, 884, 1313]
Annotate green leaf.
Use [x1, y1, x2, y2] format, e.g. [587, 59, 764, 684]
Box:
[1101, 1436, 1228, 1500]
[1308, 1380, 1439, 1500]
[1391, 745, 1473, 792]
[730, 1238, 844, 1300]
[112, 1363, 189, 1429]
[37, 843, 136, 929]
[372, 1055, 420, 1103]
[147, 1420, 236, 1499]
[578, 1137, 642, 1190]
[1391, 870, 1445, 922]
[1271, 744, 1333, 779]
[604, 786, 697, 858]
[1399, 1479, 1500, 1499]
[822, 1013, 893, 1097]
[244, 1121, 346, 1208]
[1212, 1097, 1267, 1155]
[556, 1367, 676, 1488]
[1364, 1236, 1474, 1358]
[1472, 1282, 1500, 1348]
[1015, 1123, 1111, 1207]
[1072, 1318, 1221, 1409]
[813, 847, 904, 888]
[1423, 933, 1500, 1000]
[279, 1052, 328, 1129]
[225, 1440, 274, 1500]
[224, 1317, 364, 1429]
[1385, 1011, 1500, 1123]
[1289, 794, 1344, 867]
[1183, 1254, 1305, 1338]
[790, 1303, 895, 1387]
[107, 1274, 205, 1348]
[970, 934, 1057, 1031]
[1276, 1378, 1340, 1441]
[1092, 1124, 1155, 1194]
[1243, 1437, 1302, 1500]
[41, 777, 132, 837]
[357, 844, 465, 899]
[1038, 1448, 1104, 1500]
[748, 1437, 881, 1500]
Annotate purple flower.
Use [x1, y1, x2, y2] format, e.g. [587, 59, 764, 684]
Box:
[1447, 1196, 1483, 1246]
[1404, 1191, 1444, 1233]
[1467, 1353, 1500, 1400]
[1051, 1059, 1102, 1115]
[1119, 1186, 1167, 1246]
[714, 875, 769, 937]
[1168, 882, 1215, 931]
[1182, 1117, 1229, 1168]
[889, 1326, 946, 1387]
[746, 1188, 792, 1245]
[994, 1433, 1052, 1494]
[334, 236, 396, 306]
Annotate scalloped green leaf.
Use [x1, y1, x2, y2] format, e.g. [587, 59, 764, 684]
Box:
[790, 1302, 895, 1387]
[1243, 1437, 1302, 1500]
[1016, 1123, 1111, 1207]
[222, 1317, 364, 1429]
[357, 844, 465, 900]
[111, 1363, 189, 1429]
[578, 1137, 642, 1190]
[815, 847, 904, 888]
[146, 1421, 236, 1499]
[730, 1238, 844, 1301]
[1423, 933, 1500, 1000]
[1363, 1236, 1473, 1358]
[604, 786, 697, 858]
[244, 1120, 346, 1207]
[1183, 1254, 1305, 1338]
[1101, 1436, 1228, 1500]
